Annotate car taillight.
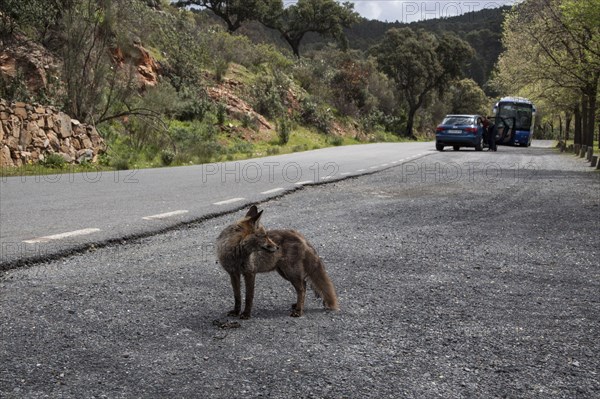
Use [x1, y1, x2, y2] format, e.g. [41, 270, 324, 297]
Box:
[436, 127, 444, 132]
[465, 127, 477, 133]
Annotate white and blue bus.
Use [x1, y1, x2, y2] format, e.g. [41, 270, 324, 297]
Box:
[492, 97, 536, 146]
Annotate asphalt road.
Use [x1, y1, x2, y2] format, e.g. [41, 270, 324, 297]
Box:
[1, 142, 433, 268]
[1, 142, 598, 398]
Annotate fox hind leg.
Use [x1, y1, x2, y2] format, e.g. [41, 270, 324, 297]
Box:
[290, 279, 306, 317]
[290, 280, 307, 312]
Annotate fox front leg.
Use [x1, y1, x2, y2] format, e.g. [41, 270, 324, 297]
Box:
[240, 273, 256, 319]
[228, 273, 241, 317]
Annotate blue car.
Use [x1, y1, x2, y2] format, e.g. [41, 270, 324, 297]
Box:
[435, 114, 485, 151]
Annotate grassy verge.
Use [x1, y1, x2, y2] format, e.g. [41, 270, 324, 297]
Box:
[1, 162, 113, 178]
[1, 125, 412, 178]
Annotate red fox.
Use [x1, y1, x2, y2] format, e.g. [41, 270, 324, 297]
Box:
[216, 205, 339, 319]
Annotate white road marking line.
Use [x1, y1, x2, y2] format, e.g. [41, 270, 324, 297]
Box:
[391, 161, 398, 164]
[142, 210, 189, 220]
[369, 166, 378, 169]
[341, 172, 351, 176]
[295, 180, 313, 185]
[213, 197, 245, 205]
[356, 169, 366, 172]
[381, 163, 389, 167]
[24, 228, 101, 244]
[261, 187, 284, 195]
[323, 176, 333, 180]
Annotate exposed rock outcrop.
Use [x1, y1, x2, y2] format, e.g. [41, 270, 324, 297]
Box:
[0, 35, 60, 94]
[111, 41, 160, 88]
[207, 85, 272, 131]
[0, 99, 106, 168]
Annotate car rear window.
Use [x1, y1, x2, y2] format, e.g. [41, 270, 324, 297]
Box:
[442, 116, 475, 125]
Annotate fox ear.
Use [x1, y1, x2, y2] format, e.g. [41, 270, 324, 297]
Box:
[245, 205, 259, 218]
[250, 210, 263, 227]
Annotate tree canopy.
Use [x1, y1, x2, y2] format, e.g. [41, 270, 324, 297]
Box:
[492, 0, 600, 146]
[175, 0, 279, 33]
[373, 28, 474, 137]
[259, 0, 359, 58]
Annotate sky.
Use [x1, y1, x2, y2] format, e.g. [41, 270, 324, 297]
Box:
[352, 0, 517, 22]
[285, 1, 517, 23]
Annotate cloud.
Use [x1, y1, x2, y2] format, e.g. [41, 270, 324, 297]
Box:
[354, 2, 384, 20]
[349, 1, 516, 23]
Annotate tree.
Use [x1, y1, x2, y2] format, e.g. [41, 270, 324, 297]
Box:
[492, 0, 600, 147]
[561, 0, 600, 148]
[175, 0, 279, 33]
[59, 0, 167, 125]
[449, 78, 489, 115]
[373, 28, 474, 137]
[0, 0, 73, 44]
[261, 0, 359, 58]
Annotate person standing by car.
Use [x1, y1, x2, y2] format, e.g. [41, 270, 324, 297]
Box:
[484, 116, 497, 151]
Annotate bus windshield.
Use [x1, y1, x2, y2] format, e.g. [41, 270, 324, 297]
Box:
[497, 103, 533, 130]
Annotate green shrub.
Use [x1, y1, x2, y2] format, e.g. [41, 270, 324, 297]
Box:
[251, 70, 290, 119]
[176, 89, 212, 122]
[292, 144, 308, 152]
[361, 110, 407, 135]
[216, 103, 227, 125]
[41, 153, 66, 168]
[215, 59, 229, 83]
[300, 97, 333, 134]
[241, 113, 259, 131]
[277, 117, 291, 145]
[111, 157, 130, 170]
[266, 147, 280, 155]
[160, 150, 175, 166]
[203, 31, 293, 73]
[227, 140, 254, 156]
[168, 120, 224, 164]
[328, 135, 344, 146]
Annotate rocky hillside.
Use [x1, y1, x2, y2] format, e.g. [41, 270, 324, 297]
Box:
[0, 30, 159, 168]
[0, 99, 106, 167]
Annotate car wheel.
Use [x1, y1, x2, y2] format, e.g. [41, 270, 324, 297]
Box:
[436, 143, 444, 151]
[453, 146, 460, 151]
[475, 136, 483, 151]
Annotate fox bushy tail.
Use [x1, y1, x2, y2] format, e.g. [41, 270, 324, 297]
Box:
[307, 258, 339, 311]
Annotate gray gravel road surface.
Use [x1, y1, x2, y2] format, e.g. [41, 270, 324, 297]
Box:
[1, 145, 599, 398]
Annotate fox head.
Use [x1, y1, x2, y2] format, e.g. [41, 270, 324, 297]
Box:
[239, 205, 279, 253]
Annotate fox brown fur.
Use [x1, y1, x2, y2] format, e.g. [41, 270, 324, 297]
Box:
[216, 205, 339, 319]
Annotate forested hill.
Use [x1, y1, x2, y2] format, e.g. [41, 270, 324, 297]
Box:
[213, 5, 507, 88]
[301, 6, 509, 88]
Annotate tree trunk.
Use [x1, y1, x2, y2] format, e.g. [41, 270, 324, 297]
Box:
[582, 92, 596, 147]
[406, 106, 417, 138]
[587, 90, 597, 148]
[581, 93, 590, 147]
[281, 32, 303, 58]
[574, 104, 582, 145]
[558, 114, 562, 141]
[565, 111, 571, 142]
[225, 18, 242, 33]
[291, 41, 300, 58]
